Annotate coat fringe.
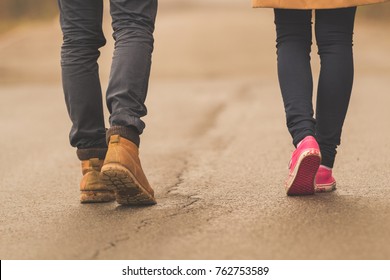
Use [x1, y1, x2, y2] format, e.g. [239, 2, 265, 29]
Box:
[252, 0, 388, 9]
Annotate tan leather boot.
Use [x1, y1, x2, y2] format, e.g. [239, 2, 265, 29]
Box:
[80, 158, 115, 203]
[101, 135, 156, 205]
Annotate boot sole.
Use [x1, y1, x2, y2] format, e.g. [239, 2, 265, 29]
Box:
[286, 149, 321, 196]
[80, 191, 116, 203]
[100, 163, 157, 205]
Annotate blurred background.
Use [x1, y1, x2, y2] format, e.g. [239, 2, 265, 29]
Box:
[0, 0, 57, 34]
[1, 0, 389, 84]
[1, 0, 390, 35]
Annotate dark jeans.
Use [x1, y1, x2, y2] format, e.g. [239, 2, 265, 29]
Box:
[274, 7, 356, 168]
[58, 0, 158, 149]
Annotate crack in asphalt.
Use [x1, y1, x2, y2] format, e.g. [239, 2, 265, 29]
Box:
[90, 234, 130, 259]
[192, 102, 227, 138]
[166, 158, 188, 195]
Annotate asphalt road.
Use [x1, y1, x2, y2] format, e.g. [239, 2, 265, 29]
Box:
[1, 2, 390, 259]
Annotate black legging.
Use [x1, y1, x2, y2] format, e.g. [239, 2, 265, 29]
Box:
[274, 7, 357, 168]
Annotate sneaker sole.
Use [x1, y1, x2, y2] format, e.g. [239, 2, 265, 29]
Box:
[80, 191, 116, 203]
[101, 164, 157, 205]
[315, 182, 337, 193]
[286, 149, 321, 196]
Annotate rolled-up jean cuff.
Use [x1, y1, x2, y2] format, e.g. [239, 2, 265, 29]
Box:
[77, 148, 108, 161]
[106, 126, 140, 147]
[109, 112, 145, 134]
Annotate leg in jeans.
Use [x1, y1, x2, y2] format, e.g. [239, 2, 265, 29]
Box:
[315, 7, 356, 168]
[101, 0, 158, 205]
[58, 0, 107, 150]
[106, 0, 158, 147]
[274, 9, 315, 147]
[58, 0, 115, 203]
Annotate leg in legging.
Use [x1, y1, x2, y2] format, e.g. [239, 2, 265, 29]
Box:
[315, 7, 357, 168]
[274, 9, 316, 147]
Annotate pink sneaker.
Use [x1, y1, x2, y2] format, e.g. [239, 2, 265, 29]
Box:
[315, 165, 336, 192]
[286, 136, 321, 196]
